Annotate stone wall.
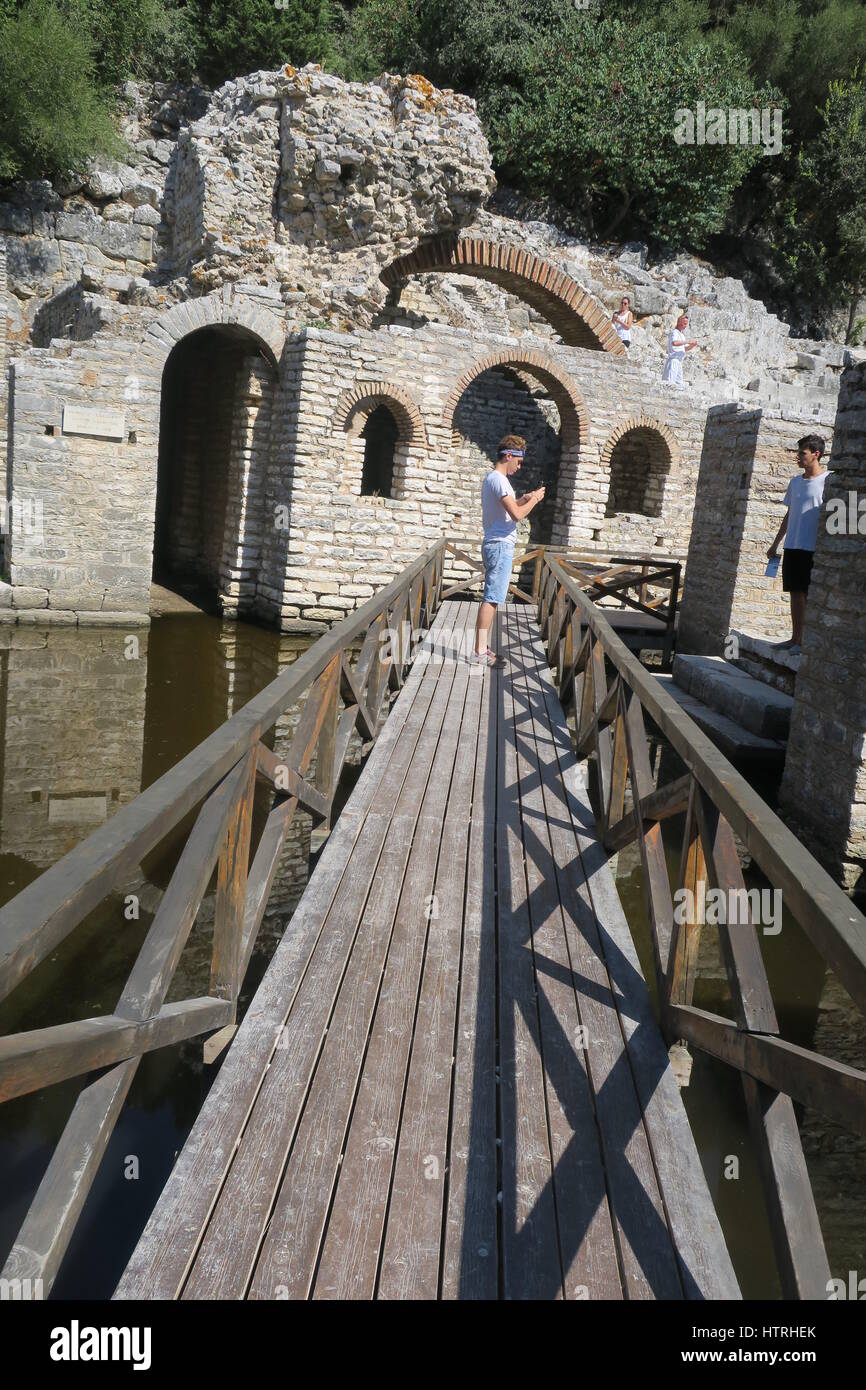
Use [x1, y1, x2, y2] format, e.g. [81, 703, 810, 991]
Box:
[678, 403, 836, 654]
[780, 363, 866, 894]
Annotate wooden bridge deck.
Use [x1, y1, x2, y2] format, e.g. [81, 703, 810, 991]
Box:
[115, 600, 738, 1301]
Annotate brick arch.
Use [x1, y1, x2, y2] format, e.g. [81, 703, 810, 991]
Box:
[334, 380, 428, 447]
[381, 237, 625, 354]
[600, 417, 678, 521]
[442, 348, 589, 448]
[144, 290, 286, 368]
[599, 415, 679, 470]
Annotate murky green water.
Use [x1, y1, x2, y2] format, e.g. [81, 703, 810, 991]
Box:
[0, 615, 862, 1299]
[0, 614, 334, 1299]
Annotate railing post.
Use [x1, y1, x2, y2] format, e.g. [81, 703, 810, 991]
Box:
[211, 748, 258, 1020]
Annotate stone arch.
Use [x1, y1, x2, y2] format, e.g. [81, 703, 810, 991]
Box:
[334, 380, 428, 447]
[381, 237, 625, 354]
[334, 381, 429, 503]
[143, 290, 286, 367]
[442, 348, 589, 448]
[444, 349, 588, 548]
[150, 297, 283, 620]
[601, 416, 678, 519]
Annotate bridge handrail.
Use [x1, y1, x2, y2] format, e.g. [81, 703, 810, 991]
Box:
[540, 553, 866, 1300]
[0, 540, 444, 1295]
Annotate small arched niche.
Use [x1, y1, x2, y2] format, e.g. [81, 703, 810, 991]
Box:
[603, 424, 675, 519]
[336, 382, 428, 503]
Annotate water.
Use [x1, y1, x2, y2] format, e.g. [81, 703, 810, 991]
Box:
[0, 616, 862, 1299]
[0, 614, 333, 1299]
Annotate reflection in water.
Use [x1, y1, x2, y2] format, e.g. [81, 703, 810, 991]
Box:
[0, 615, 363, 1299]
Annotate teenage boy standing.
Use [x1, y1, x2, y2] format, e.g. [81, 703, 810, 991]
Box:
[767, 434, 829, 650]
[472, 434, 545, 666]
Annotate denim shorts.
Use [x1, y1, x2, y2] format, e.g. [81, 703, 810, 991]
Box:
[481, 539, 515, 605]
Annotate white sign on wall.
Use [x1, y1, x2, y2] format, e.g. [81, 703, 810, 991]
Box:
[61, 406, 126, 440]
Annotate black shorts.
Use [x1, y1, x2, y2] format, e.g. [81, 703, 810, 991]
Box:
[782, 548, 814, 593]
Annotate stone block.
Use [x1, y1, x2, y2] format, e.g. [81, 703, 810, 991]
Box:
[12, 586, 48, 608]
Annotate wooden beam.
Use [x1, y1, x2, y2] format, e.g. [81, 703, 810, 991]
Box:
[0, 997, 232, 1102]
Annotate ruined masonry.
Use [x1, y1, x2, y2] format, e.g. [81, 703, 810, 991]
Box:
[0, 64, 864, 894]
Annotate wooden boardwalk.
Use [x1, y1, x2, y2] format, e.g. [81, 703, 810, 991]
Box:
[115, 600, 738, 1301]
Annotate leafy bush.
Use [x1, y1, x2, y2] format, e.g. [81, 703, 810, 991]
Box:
[0, 0, 120, 181]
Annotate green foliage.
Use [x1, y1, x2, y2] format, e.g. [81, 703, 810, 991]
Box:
[0, 0, 121, 181]
[772, 69, 866, 334]
[192, 0, 333, 86]
[66, 0, 199, 85]
[487, 14, 778, 245]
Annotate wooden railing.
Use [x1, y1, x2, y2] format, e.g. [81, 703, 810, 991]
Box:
[0, 542, 444, 1296]
[539, 553, 866, 1300]
[443, 541, 681, 666]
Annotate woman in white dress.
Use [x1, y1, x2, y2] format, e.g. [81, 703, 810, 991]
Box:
[612, 295, 633, 348]
[662, 313, 698, 388]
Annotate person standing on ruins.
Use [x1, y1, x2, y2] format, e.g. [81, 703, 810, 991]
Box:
[612, 295, 634, 348]
[766, 434, 829, 651]
[472, 435, 545, 667]
[662, 313, 698, 388]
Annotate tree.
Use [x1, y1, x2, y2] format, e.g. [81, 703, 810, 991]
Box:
[773, 70, 866, 339]
[485, 14, 778, 245]
[193, 0, 333, 85]
[0, 0, 120, 182]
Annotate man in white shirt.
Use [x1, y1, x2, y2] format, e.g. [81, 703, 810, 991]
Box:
[767, 434, 829, 650]
[472, 434, 545, 666]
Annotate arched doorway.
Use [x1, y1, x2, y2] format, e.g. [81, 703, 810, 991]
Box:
[443, 350, 587, 558]
[601, 420, 677, 522]
[154, 325, 276, 618]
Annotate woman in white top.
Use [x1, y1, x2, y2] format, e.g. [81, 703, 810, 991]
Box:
[612, 295, 633, 347]
[662, 313, 698, 388]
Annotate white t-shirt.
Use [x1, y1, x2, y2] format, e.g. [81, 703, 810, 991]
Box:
[481, 469, 517, 542]
[783, 471, 829, 551]
[666, 328, 687, 361]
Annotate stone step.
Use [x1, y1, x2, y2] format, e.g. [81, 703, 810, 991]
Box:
[656, 675, 786, 763]
[672, 653, 793, 739]
[728, 629, 801, 697]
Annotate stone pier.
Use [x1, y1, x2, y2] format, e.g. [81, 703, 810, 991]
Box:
[780, 362, 866, 896]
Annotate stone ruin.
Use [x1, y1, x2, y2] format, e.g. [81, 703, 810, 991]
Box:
[0, 63, 863, 894]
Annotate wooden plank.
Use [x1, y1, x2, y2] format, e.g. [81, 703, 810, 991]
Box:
[246, 608, 471, 1301]
[119, 753, 255, 1023]
[114, 604, 455, 1300]
[211, 749, 257, 1014]
[494, 614, 563, 1300]
[742, 1075, 831, 1300]
[693, 789, 778, 1036]
[522, 604, 741, 1299]
[441, 620, 499, 1300]
[621, 686, 675, 998]
[516, 607, 682, 1299]
[377, 638, 482, 1299]
[0, 997, 232, 1103]
[507, 609, 624, 1300]
[667, 1003, 866, 1136]
[4, 1063, 138, 1293]
[603, 773, 692, 854]
[666, 781, 704, 1010]
[311, 610, 473, 1300]
[182, 606, 468, 1300]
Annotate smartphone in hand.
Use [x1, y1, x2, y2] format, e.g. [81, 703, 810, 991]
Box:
[765, 555, 780, 579]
